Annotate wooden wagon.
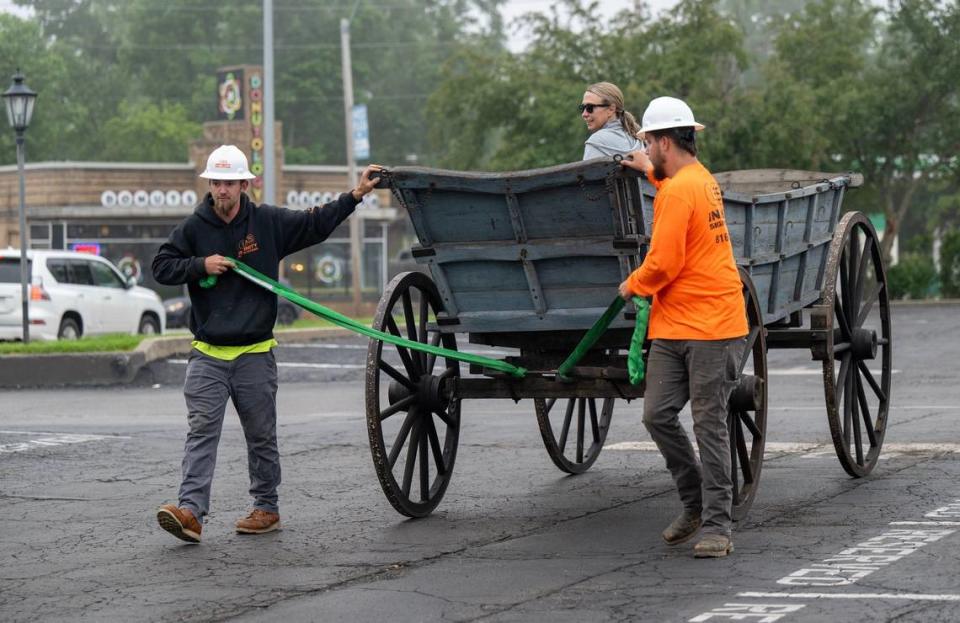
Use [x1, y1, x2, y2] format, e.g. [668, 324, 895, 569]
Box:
[366, 159, 892, 519]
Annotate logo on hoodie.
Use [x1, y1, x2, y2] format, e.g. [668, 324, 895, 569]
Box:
[237, 233, 260, 258]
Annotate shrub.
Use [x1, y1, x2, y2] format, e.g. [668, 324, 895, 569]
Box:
[940, 229, 960, 299]
[887, 253, 936, 300]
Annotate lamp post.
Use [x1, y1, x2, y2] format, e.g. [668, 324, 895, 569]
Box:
[3, 70, 37, 342]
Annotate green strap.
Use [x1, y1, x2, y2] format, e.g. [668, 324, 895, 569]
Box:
[556, 296, 626, 380]
[555, 296, 650, 385]
[627, 297, 650, 384]
[202, 260, 649, 384]
[211, 258, 528, 378]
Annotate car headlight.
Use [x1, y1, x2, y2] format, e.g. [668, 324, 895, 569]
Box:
[166, 301, 186, 313]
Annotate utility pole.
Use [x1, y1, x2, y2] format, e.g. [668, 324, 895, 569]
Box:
[263, 0, 276, 206]
[341, 17, 363, 315]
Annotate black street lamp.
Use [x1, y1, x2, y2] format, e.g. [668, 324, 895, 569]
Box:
[3, 70, 37, 342]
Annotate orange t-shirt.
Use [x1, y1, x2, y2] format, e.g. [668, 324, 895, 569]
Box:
[626, 161, 747, 340]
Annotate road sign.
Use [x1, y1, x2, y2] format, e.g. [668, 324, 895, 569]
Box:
[352, 104, 370, 161]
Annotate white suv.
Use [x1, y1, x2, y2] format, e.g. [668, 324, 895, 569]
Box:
[0, 249, 165, 341]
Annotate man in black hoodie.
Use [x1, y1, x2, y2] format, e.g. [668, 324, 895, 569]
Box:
[153, 144, 381, 543]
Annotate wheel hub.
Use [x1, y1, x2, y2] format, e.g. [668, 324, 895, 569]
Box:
[729, 374, 764, 412]
[387, 374, 448, 414]
[850, 328, 878, 360]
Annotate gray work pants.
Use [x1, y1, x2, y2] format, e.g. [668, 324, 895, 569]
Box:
[178, 349, 280, 523]
[642, 337, 744, 536]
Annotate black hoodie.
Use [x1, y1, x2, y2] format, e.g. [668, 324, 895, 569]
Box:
[152, 191, 358, 346]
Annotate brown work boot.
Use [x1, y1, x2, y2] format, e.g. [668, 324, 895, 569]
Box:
[661, 511, 702, 545]
[694, 533, 734, 558]
[235, 509, 281, 534]
[156, 504, 202, 543]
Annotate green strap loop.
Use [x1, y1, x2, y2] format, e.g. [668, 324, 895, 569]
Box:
[223, 258, 528, 378]
[627, 297, 650, 385]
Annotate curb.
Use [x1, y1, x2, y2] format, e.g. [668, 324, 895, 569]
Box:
[0, 327, 355, 389]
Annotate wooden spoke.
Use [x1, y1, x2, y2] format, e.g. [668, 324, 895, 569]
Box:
[576, 399, 586, 464]
[426, 416, 446, 476]
[402, 290, 417, 342]
[417, 292, 430, 371]
[378, 359, 417, 392]
[425, 331, 442, 373]
[739, 411, 762, 438]
[857, 281, 884, 327]
[740, 326, 760, 375]
[401, 419, 420, 497]
[858, 360, 886, 403]
[388, 410, 418, 468]
[589, 399, 600, 445]
[736, 416, 753, 484]
[419, 423, 429, 501]
[851, 374, 864, 465]
[853, 235, 873, 313]
[380, 394, 418, 422]
[857, 374, 878, 447]
[385, 314, 420, 378]
[558, 399, 574, 452]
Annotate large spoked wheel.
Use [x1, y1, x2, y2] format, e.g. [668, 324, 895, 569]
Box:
[365, 272, 461, 517]
[820, 212, 892, 477]
[535, 396, 614, 474]
[730, 268, 768, 521]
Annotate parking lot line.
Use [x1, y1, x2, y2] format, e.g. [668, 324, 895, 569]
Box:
[737, 592, 960, 602]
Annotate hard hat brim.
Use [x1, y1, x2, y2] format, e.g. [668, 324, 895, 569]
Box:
[639, 120, 705, 134]
[199, 171, 257, 180]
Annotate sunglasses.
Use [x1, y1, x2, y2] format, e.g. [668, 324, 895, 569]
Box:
[578, 103, 610, 114]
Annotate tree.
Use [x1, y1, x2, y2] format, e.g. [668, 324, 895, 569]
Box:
[13, 0, 507, 165]
[100, 101, 201, 162]
[428, 0, 749, 171]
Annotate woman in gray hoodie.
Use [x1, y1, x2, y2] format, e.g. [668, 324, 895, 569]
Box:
[580, 81, 642, 159]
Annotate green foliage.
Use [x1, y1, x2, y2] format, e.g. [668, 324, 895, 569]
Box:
[939, 229, 960, 298]
[887, 253, 937, 300]
[100, 101, 201, 162]
[429, 0, 748, 170]
[7, 0, 506, 165]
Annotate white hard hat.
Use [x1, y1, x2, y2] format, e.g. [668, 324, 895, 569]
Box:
[639, 96, 705, 134]
[199, 145, 256, 180]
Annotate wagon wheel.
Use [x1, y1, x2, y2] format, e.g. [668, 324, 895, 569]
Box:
[365, 271, 461, 517]
[820, 212, 892, 477]
[730, 268, 768, 521]
[535, 395, 614, 474]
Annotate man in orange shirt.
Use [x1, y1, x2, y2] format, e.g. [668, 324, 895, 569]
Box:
[619, 97, 747, 558]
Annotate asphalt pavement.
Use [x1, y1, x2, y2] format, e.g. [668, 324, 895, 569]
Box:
[1, 302, 958, 622]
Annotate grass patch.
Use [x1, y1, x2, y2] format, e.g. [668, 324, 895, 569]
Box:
[0, 333, 145, 355]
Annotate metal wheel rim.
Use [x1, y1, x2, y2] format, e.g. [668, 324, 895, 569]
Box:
[535, 396, 614, 474]
[365, 271, 461, 517]
[821, 212, 892, 477]
[731, 268, 768, 521]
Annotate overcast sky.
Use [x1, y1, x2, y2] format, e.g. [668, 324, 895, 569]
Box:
[501, 0, 680, 51]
